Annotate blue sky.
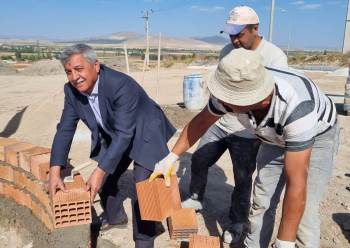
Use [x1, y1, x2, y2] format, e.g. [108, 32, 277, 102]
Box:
[0, 0, 348, 50]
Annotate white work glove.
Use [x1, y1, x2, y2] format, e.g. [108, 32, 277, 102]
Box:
[149, 152, 179, 187]
[272, 239, 296, 248]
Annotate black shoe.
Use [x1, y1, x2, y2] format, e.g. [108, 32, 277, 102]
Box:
[100, 217, 128, 231]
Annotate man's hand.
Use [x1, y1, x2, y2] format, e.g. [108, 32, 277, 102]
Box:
[85, 166, 106, 203]
[149, 152, 179, 187]
[49, 165, 66, 197]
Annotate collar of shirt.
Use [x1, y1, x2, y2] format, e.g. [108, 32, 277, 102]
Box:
[81, 76, 100, 100]
[246, 85, 277, 129]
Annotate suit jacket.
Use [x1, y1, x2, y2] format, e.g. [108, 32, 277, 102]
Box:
[50, 65, 176, 174]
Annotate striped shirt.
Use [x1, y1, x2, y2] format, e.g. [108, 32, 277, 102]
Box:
[208, 67, 337, 151]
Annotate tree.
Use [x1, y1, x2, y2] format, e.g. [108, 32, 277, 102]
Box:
[15, 51, 22, 61]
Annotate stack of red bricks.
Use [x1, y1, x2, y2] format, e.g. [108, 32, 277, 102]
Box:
[136, 174, 222, 247]
[168, 208, 198, 240]
[136, 175, 198, 240]
[0, 137, 91, 230]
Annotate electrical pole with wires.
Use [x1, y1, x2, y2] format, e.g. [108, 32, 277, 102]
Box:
[141, 9, 153, 67]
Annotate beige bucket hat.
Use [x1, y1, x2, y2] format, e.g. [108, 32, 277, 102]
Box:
[208, 48, 274, 106]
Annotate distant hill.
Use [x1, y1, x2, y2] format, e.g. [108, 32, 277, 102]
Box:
[59, 32, 223, 50]
[0, 32, 225, 51]
[0, 32, 341, 51]
[193, 35, 229, 46]
[61, 32, 144, 44]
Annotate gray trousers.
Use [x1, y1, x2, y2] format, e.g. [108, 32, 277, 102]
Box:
[244, 123, 340, 248]
[190, 124, 260, 225]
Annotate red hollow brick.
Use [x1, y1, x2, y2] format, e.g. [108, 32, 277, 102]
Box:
[18, 146, 50, 172]
[0, 164, 14, 182]
[33, 182, 51, 210]
[65, 174, 85, 190]
[4, 142, 35, 166]
[31, 162, 50, 181]
[31, 200, 42, 221]
[41, 210, 54, 230]
[136, 176, 181, 221]
[0, 181, 3, 195]
[13, 169, 28, 189]
[168, 208, 198, 240]
[29, 197, 53, 230]
[0, 138, 19, 161]
[4, 183, 15, 199]
[52, 174, 91, 229]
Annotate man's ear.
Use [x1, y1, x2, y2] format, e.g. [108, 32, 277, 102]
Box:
[252, 24, 259, 35]
[261, 93, 273, 107]
[94, 60, 100, 73]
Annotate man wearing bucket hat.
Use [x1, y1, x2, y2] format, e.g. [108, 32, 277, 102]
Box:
[149, 48, 339, 248]
[184, 5, 288, 245]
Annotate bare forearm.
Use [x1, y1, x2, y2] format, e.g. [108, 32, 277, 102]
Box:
[278, 182, 306, 241]
[172, 122, 202, 155]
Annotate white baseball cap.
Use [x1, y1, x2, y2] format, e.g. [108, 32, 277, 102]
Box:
[208, 48, 274, 106]
[221, 6, 260, 35]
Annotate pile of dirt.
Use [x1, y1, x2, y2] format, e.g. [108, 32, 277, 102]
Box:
[20, 59, 65, 76]
[0, 61, 17, 75]
[0, 197, 91, 248]
[161, 104, 199, 129]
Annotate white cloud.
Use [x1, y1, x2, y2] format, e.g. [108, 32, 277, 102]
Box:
[191, 5, 225, 13]
[290, 1, 323, 10]
[300, 3, 322, 9]
[97, 0, 113, 3]
[290, 1, 305, 5]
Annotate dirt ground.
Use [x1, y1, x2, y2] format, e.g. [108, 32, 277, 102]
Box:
[0, 62, 349, 247]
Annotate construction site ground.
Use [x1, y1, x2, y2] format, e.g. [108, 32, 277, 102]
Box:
[0, 61, 349, 247]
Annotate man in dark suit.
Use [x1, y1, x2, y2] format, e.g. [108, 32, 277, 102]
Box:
[49, 44, 176, 248]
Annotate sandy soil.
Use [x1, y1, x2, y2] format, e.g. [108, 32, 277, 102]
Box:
[0, 64, 349, 247]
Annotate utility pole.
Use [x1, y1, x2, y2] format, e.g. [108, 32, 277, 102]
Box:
[343, 0, 350, 54]
[142, 9, 153, 67]
[36, 40, 40, 59]
[268, 0, 275, 42]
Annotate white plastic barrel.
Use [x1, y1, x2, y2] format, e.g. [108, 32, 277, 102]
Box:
[183, 74, 207, 110]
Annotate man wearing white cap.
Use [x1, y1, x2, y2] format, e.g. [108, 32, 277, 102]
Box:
[182, 5, 288, 245]
[149, 48, 339, 248]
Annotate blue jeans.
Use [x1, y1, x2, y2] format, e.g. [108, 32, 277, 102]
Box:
[244, 123, 340, 248]
[190, 124, 260, 225]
